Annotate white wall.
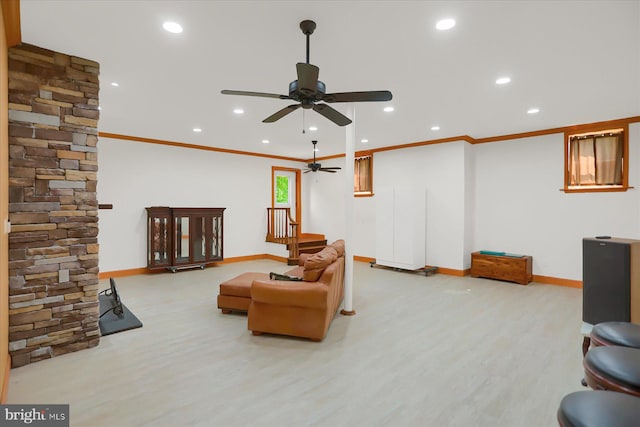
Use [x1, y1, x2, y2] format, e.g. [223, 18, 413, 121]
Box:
[302, 155, 376, 257]
[306, 141, 469, 270]
[463, 142, 476, 269]
[303, 158, 346, 244]
[98, 123, 640, 281]
[373, 142, 467, 270]
[97, 137, 302, 272]
[474, 123, 640, 281]
[307, 125, 640, 281]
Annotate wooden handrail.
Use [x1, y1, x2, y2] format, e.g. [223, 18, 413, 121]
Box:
[289, 221, 299, 262]
[266, 208, 294, 240]
[266, 207, 299, 264]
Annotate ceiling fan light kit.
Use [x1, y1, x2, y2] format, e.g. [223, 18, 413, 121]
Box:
[221, 20, 392, 127]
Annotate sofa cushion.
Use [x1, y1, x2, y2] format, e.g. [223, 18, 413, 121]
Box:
[303, 247, 338, 281]
[219, 272, 270, 298]
[329, 239, 345, 257]
[285, 265, 304, 278]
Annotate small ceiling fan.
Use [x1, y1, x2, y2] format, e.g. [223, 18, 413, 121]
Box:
[305, 140, 341, 173]
[221, 20, 392, 126]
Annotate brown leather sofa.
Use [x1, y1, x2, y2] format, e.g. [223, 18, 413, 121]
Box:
[248, 240, 345, 341]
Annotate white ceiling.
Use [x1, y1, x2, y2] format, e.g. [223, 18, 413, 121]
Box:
[19, 0, 640, 159]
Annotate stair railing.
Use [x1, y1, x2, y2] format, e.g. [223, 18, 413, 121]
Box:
[266, 207, 299, 263]
[288, 221, 299, 263]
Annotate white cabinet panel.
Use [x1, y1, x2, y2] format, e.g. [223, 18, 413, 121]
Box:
[375, 187, 395, 263]
[375, 187, 426, 270]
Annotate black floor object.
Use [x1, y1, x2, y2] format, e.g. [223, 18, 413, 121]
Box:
[98, 294, 143, 336]
[369, 262, 438, 276]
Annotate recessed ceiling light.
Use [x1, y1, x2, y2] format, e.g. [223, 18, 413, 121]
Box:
[309, 126, 318, 131]
[361, 139, 369, 143]
[496, 77, 511, 85]
[431, 126, 440, 131]
[261, 139, 269, 144]
[163, 22, 183, 34]
[111, 82, 119, 87]
[527, 108, 540, 114]
[233, 108, 244, 114]
[436, 18, 456, 31]
[383, 106, 394, 112]
[193, 128, 202, 133]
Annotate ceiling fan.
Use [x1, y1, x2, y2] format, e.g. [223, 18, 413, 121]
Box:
[221, 20, 392, 127]
[304, 140, 341, 173]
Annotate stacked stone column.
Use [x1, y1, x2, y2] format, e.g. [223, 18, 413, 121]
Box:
[7, 44, 100, 367]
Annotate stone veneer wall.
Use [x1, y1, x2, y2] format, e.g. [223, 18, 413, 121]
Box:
[7, 44, 100, 367]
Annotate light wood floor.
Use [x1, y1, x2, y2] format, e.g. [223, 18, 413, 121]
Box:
[8, 260, 586, 426]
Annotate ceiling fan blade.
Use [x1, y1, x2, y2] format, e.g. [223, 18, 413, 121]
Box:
[320, 167, 342, 170]
[319, 169, 338, 173]
[321, 90, 393, 103]
[303, 170, 313, 174]
[296, 63, 319, 95]
[221, 89, 289, 99]
[262, 104, 301, 123]
[312, 103, 352, 126]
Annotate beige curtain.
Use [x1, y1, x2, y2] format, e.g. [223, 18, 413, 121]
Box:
[594, 136, 623, 185]
[354, 156, 371, 192]
[570, 138, 595, 185]
[570, 134, 622, 186]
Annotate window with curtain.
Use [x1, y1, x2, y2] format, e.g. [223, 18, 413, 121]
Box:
[565, 127, 627, 192]
[354, 154, 373, 196]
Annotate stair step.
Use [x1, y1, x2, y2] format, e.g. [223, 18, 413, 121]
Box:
[268, 230, 327, 264]
[299, 245, 326, 255]
[298, 239, 327, 248]
[287, 239, 326, 251]
[299, 233, 325, 242]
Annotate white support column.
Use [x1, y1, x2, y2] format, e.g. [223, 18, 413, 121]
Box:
[341, 104, 356, 316]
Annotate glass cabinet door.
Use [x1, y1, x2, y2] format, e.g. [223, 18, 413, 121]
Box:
[148, 215, 170, 268]
[193, 215, 222, 262]
[192, 216, 206, 263]
[211, 215, 222, 259]
[174, 216, 190, 265]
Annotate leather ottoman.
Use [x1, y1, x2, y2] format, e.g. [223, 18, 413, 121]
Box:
[217, 272, 269, 314]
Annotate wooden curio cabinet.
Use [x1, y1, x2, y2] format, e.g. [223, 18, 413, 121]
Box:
[146, 207, 225, 272]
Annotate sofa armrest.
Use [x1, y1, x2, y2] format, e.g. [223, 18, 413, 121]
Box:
[251, 279, 328, 309]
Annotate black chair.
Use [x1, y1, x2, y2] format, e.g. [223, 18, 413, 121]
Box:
[580, 322, 640, 386]
[583, 346, 640, 397]
[558, 390, 640, 427]
[590, 321, 640, 349]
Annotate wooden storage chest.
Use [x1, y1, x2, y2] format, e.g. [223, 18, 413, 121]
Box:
[470, 251, 532, 285]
